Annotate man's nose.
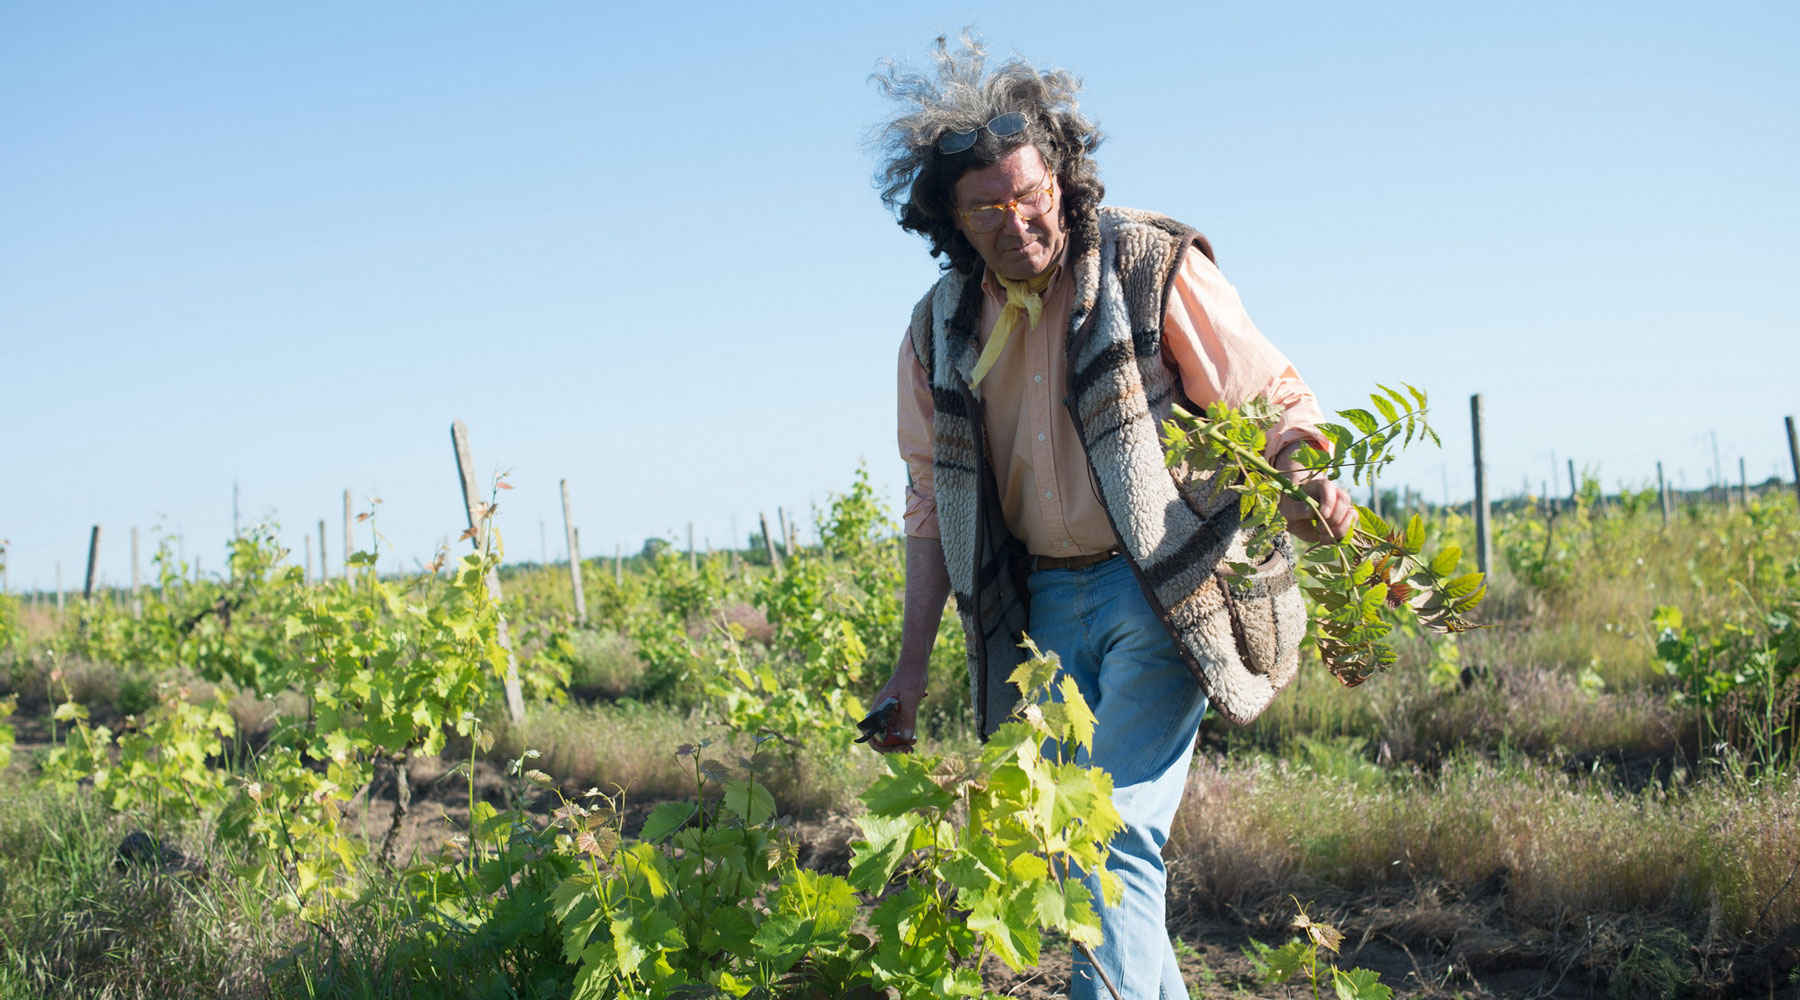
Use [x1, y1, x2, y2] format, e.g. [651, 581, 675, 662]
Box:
[1001, 206, 1034, 240]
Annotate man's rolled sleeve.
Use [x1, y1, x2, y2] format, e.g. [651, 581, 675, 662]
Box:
[897, 334, 941, 539]
[1162, 246, 1332, 460]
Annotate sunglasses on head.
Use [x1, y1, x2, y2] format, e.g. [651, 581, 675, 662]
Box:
[936, 111, 1028, 155]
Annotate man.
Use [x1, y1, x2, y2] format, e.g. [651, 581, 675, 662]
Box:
[866, 39, 1355, 999]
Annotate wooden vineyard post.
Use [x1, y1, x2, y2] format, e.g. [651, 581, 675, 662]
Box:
[131, 526, 142, 617]
[342, 490, 353, 583]
[687, 522, 696, 570]
[83, 525, 101, 600]
[1470, 394, 1491, 577]
[560, 478, 587, 626]
[760, 512, 782, 570]
[1566, 458, 1577, 510]
[303, 532, 312, 587]
[317, 519, 327, 583]
[230, 481, 239, 582]
[1657, 461, 1670, 527]
[451, 420, 525, 723]
[1786, 416, 1800, 512]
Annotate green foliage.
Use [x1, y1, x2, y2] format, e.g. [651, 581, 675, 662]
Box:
[848, 636, 1122, 996]
[1244, 901, 1392, 1000]
[1161, 385, 1482, 686]
[1654, 602, 1798, 769]
[707, 464, 904, 745]
[0, 694, 14, 772]
[547, 738, 874, 998]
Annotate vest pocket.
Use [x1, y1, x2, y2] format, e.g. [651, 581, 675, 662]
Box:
[1215, 536, 1302, 686]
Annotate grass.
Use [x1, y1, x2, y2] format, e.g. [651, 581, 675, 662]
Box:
[559, 627, 644, 699]
[0, 786, 262, 1000]
[1168, 749, 1800, 937]
[488, 699, 890, 819]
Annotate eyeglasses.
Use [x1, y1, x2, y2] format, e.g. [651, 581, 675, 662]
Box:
[959, 177, 1056, 233]
[936, 111, 1028, 155]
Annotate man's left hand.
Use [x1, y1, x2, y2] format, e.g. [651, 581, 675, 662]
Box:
[1275, 443, 1356, 545]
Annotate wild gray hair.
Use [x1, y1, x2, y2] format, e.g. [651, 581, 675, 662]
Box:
[870, 35, 1105, 276]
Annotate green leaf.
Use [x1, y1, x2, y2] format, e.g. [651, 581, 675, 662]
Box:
[1380, 383, 1414, 416]
[1358, 507, 1391, 538]
[1333, 966, 1394, 1000]
[1009, 638, 1060, 696]
[1402, 514, 1426, 555]
[638, 800, 697, 842]
[1429, 545, 1462, 578]
[1369, 393, 1398, 426]
[848, 812, 920, 892]
[1056, 675, 1097, 752]
[1359, 585, 1388, 622]
[1247, 937, 1312, 984]
[721, 778, 776, 826]
[1339, 408, 1379, 436]
[863, 757, 956, 815]
[1446, 571, 1484, 599]
[967, 891, 1039, 969]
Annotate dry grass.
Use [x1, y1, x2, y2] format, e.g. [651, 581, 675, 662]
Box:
[488, 700, 886, 819]
[560, 628, 645, 699]
[1168, 750, 1800, 940]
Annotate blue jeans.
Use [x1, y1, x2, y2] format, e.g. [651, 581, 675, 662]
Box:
[1028, 555, 1206, 1000]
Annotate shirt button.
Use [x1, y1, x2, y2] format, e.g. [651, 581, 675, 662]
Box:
[1037, 432, 1047, 442]
[1033, 373, 1044, 384]
[1043, 490, 1055, 500]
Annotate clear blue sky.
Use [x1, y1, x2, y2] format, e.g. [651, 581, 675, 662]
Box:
[4, 1, 1796, 592]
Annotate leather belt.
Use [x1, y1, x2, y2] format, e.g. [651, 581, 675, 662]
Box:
[1031, 547, 1121, 572]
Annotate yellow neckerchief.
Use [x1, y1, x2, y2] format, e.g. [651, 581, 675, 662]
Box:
[969, 265, 1057, 388]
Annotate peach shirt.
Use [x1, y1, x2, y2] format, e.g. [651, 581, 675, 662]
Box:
[898, 244, 1329, 557]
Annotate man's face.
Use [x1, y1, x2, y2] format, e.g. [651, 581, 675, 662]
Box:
[951, 144, 1065, 282]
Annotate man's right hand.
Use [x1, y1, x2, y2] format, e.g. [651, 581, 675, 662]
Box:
[864, 665, 926, 753]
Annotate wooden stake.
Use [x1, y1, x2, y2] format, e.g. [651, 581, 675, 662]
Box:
[303, 532, 312, 587]
[687, 522, 696, 570]
[1566, 458, 1577, 509]
[1787, 416, 1800, 512]
[131, 526, 142, 617]
[451, 420, 525, 723]
[317, 518, 327, 583]
[760, 512, 782, 570]
[1470, 395, 1491, 577]
[342, 489, 353, 582]
[83, 525, 101, 600]
[561, 479, 587, 625]
[1657, 461, 1670, 527]
[777, 507, 791, 557]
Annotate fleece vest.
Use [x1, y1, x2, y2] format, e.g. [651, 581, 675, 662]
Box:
[906, 206, 1308, 736]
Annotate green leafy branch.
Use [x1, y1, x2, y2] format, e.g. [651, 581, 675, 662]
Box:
[1161, 383, 1485, 686]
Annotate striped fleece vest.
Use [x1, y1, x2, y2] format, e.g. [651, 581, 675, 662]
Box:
[906, 206, 1308, 737]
